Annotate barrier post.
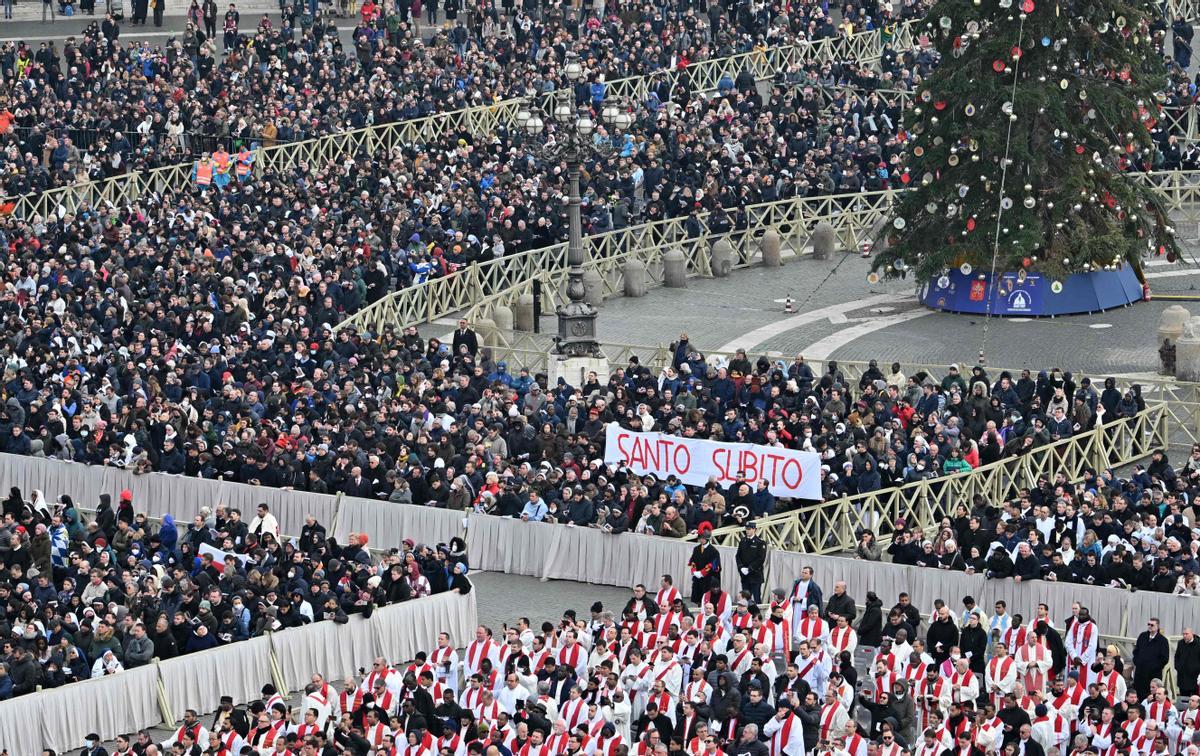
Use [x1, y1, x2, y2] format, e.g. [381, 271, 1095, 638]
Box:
[330, 492, 345, 545]
[267, 631, 290, 697]
[153, 659, 176, 727]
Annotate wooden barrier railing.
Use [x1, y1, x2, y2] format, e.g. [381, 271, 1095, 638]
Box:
[339, 169, 1200, 337]
[339, 189, 899, 335]
[0, 24, 921, 220]
[690, 403, 1170, 554]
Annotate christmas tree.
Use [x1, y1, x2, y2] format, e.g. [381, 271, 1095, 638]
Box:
[872, 0, 1180, 284]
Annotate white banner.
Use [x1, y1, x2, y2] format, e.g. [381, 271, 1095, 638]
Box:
[603, 423, 822, 499]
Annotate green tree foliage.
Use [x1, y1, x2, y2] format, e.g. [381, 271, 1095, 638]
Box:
[872, 0, 1180, 283]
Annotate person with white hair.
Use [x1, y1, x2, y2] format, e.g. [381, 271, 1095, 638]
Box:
[92, 647, 124, 678]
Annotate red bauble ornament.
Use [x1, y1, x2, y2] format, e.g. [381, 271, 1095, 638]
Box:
[1022, 257, 1031, 267]
[966, 218, 977, 231]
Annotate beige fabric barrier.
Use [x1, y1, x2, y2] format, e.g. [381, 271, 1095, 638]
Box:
[0, 689, 45, 756]
[466, 514, 742, 596]
[335, 496, 467, 550]
[765, 552, 1155, 635]
[0, 593, 479, 753]
[158, 634, 275, 719]
[0, 453, 467, 545]
[272, 613, 379, 693]
[38, 664, 162, 752]
[1137, 593, 1195, 636]
[271, 592, 478, 693]
[0, 662, 161, 755]
[0, 453, 339, 538]
[372, 590, 480, 666]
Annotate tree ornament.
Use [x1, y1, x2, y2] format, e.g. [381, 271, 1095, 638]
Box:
[871, 0, 1179, 286]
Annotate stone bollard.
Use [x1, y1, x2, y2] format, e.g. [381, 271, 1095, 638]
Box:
[623, 258, 648, 297]
[663, 248, 689, 288]
[492, 304, 513, 333]
[474, 317, 497, 347]
[582, 269, 604, 307]
[1177, 320, 1200, 381]
[513, 293, 535, 332]
[710, 238, 733, 277]
[1158, 305, 1191, 375]
[760, 229, 782, 267]
[812, 221, 836, 260]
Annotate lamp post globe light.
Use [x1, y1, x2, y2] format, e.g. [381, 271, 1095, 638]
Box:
[517, 58, 634, 375]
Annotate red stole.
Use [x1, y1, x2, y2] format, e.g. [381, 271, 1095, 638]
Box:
[819, 703, 843, 739]
[770, 712, 799, 756]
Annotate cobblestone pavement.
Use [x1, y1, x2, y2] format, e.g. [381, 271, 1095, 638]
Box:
[581, 250, 1200, 376]
[471, 572, 633, 629]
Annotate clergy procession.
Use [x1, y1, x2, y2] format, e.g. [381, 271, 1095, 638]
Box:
[132, 563, 1196, 756]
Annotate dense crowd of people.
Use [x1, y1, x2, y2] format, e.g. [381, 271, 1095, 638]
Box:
[64, 568, 1200, 755]
[0, 0, 932, 195]
[0, 0, 943, 529]
[870, 443, 1200, 594]
[0, 486, 471, 699]
[0, 3, 1192, 583]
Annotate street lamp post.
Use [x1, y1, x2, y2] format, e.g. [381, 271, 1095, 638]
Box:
[515, 59, 633, 366]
